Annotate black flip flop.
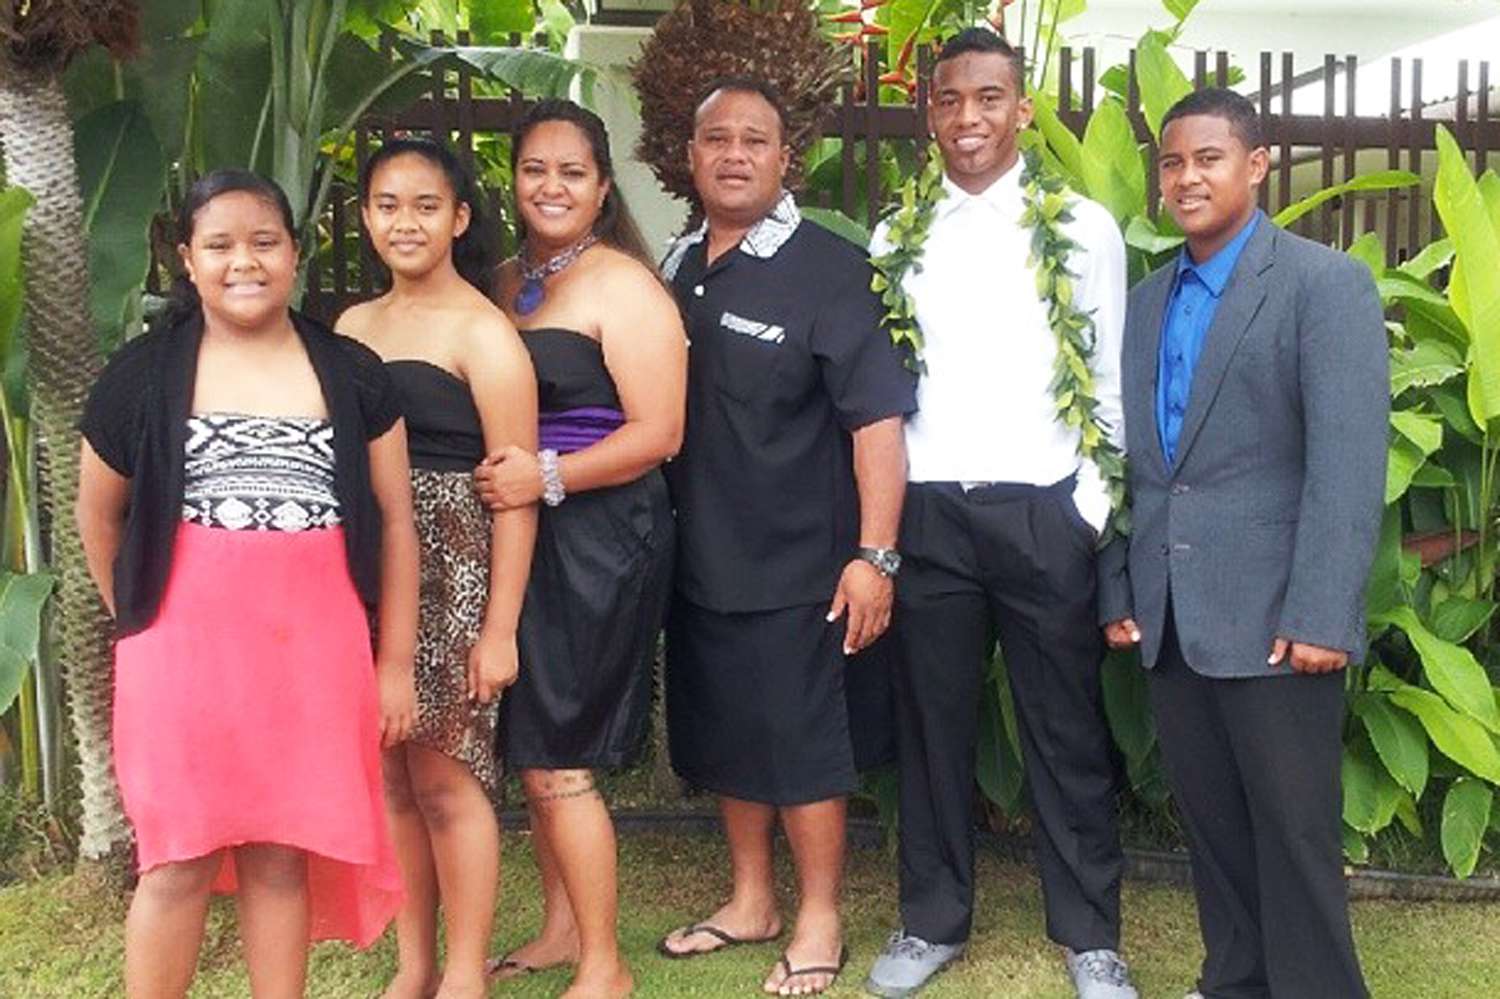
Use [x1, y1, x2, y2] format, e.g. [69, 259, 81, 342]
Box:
[770, 945, 849, 996]
[656, 922, 783, 959]
[484, 954, 542, 980]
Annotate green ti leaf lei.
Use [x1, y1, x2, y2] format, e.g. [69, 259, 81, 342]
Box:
[870, 144, 1131, 544]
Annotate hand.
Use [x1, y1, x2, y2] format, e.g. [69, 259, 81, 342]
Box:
[473, 445, 543, 511]
[1268, 636, 1349, 674]
[376, 660, 416, 749]
[827, 558, 894, 656]
[1104, 617, 1141, 650]
[468, 629, 520, 704]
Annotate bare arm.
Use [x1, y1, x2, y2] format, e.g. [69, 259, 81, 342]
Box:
[476, 261, 686, 508]
[368, 420, 419, 746]
[76, 442, 130, 617]
[829, 415, 907, 654]
[462, 316, 540, 702]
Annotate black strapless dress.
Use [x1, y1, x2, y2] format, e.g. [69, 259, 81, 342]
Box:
[503, 329, 674, 770]
[386, 360, 500, 796]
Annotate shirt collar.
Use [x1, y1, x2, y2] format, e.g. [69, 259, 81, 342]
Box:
[660, 190, 802, 281]
[936, 160, 1023, 220]
[1176, 210, 1263, 296]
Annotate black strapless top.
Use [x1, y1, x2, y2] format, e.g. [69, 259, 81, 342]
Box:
[521, 328, 623, 412]
[386, 359, 485, 472]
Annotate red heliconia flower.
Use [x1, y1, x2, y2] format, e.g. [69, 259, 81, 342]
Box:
[827, 9, 865, 23]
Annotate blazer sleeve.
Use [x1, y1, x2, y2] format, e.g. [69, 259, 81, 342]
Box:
[1277, 254, 1389, 654]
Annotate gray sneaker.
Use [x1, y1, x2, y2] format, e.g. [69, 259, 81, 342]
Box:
[864, 929, 964, 998]
[1064, 948, 1139, 999]
[1185, 992, 1205, 999]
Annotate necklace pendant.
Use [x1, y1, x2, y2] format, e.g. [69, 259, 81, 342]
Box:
[514, 278, 545, 316]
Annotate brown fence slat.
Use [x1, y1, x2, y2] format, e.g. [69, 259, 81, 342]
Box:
[1321, 54, 1337, 242]
[1258, 52, 1272, 213]
[1408, 59, 1423, 255]
[1479, 61, 1491, 175]
[456, 29, 475, 172]
[1343, 55, 1358, 243]
[1279, 52, 1294, 219]
[864, 40, 881, 230]
[1387, 58, 1402, 266]
[1060, 46, 1073, 112]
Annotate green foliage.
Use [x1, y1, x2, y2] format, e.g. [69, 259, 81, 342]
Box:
[0, 573, 55, 717]
[1134, 31, 1191, 141]
[1271, 170, 1420, 230]
[0, 188, 31, 364]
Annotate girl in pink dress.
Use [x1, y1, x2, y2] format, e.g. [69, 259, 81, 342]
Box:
[76, 170, 420, 997]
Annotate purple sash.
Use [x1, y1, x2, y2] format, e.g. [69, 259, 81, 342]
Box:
[539, 406, 624, 454]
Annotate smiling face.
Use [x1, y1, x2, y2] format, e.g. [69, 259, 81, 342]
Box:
[1158, 113, 1268, 261]
[514, 119, 609, 252]
[688, 88, 790, 229]
[929, 50, 1033, 194]
[362, 151, 470, 281]
[179, 190, 298, 332]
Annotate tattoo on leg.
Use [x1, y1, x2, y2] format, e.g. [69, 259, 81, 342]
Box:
[526, 772, 599, 805]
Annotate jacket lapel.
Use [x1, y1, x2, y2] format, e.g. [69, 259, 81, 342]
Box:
[1169, 221, 1275, 472]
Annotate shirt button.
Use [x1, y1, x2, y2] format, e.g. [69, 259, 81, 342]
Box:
[1183, 305, 1193, 315]
[693, 285, 705, 297]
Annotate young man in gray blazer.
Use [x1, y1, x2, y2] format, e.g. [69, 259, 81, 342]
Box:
[1099, 88, 1386, 998]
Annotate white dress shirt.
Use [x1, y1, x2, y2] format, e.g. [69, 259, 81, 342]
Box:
[869, 161, 1127, 533]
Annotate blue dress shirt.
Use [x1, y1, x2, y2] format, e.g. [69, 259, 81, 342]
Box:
[1157, 211, 1262, 467]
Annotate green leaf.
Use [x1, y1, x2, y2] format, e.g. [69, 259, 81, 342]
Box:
[1440, 778, 1494, 878]
[1386, 436, 1430, 503]
[1162, 0, 1201, 21]
[1342, 823, 1369, 864]
[1391, 410, 1444, 454]
[1101, 650, 1154, 773]
[1125, 214, 1185, 255]
[976, 652, 1025, 815]
[1365, 506, 1405, 619]
[1353, 693, 1429, 799]
[1271, 170, 1419, 229]
[1384, 606, 1500, 733]
[537, 0, 576, 51]
[73, 101, 168, 339]
[196, 0, 275, 172]
[1388, 686, 1500, 783]
[1411, 464, 1456, 488]
[1395, 790, 1423, 836]
[469, 0, 535, 42]
[1080, 100, 1146, 225]
[1431, 597, 1496, 644]
[1378, 270, 1453, 311]
[0, 571, 56, 716]
[1390, 339, 1464, 395]
[801, 207, 871, 247]
[1135, 32, 1193, 141]
[1342, 736, 1403, 834]
[1399, 238, 1455, 281]
[1345, 231, 1385, 279]
[1432, 125, 1500, 424]
[0, 187, 32, 372]
[1029, 91, 1084, 188]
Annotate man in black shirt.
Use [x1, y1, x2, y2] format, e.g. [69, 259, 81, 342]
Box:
[655, 78, 916, 996]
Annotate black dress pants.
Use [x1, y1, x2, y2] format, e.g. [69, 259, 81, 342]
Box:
[893, 480, 1123, 949]
[1150, 616, 1368, 999]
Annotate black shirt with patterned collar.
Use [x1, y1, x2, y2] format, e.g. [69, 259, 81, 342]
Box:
[662, 191, 917, 613]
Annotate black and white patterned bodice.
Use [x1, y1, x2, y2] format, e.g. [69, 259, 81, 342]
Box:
[182, 413, 341, 531]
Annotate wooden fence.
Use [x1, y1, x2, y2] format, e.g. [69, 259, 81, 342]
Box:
[291, 39, 1500, 320]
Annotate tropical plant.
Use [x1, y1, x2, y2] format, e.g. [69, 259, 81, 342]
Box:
[0, 0, 141, 864]
[632, 0, 848, 213]
[0, 185, 58, 811]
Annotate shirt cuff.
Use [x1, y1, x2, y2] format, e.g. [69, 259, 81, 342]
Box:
[1072, 478, 1111, 536]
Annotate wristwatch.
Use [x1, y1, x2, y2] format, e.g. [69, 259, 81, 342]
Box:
[856, 546, 902, 578]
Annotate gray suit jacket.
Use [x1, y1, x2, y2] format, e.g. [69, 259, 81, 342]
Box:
[1097, 220, 1389, 677]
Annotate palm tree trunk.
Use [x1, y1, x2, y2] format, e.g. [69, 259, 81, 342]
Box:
[0, 61, 131, 862]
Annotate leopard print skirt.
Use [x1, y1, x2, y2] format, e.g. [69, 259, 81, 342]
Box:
[409, 468, 500, 797]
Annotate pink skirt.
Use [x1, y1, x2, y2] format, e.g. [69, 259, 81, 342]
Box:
[113, 522, 402, 948]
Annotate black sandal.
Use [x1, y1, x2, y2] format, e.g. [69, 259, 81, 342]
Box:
[657, 922, 783, 959]
[769, 945, 849, 995]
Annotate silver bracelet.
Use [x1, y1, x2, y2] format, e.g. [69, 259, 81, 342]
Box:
[538, 448, 566, 507]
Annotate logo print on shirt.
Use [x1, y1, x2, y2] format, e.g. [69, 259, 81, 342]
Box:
[719, 310, 785, 345]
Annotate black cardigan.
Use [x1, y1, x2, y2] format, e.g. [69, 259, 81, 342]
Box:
[79, 311, 403, 637]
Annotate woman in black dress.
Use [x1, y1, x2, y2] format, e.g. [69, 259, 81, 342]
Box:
[339, 140, 537, 999]
[474, 100, 685, 999]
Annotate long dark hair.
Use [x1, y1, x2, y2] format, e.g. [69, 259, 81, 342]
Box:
[359, 137, 497, 295]
[511, 99, 655, 269]
[161, 169, 298, 330]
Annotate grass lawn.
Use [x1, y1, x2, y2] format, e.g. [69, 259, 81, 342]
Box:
[1, 826, 1496, 997]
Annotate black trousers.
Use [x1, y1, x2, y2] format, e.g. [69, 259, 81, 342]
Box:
[893, 480, 1123, 948]
[1151, 616, 1368, 999]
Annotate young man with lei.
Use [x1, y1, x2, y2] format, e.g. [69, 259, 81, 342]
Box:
[865, 27, 1136, 999]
